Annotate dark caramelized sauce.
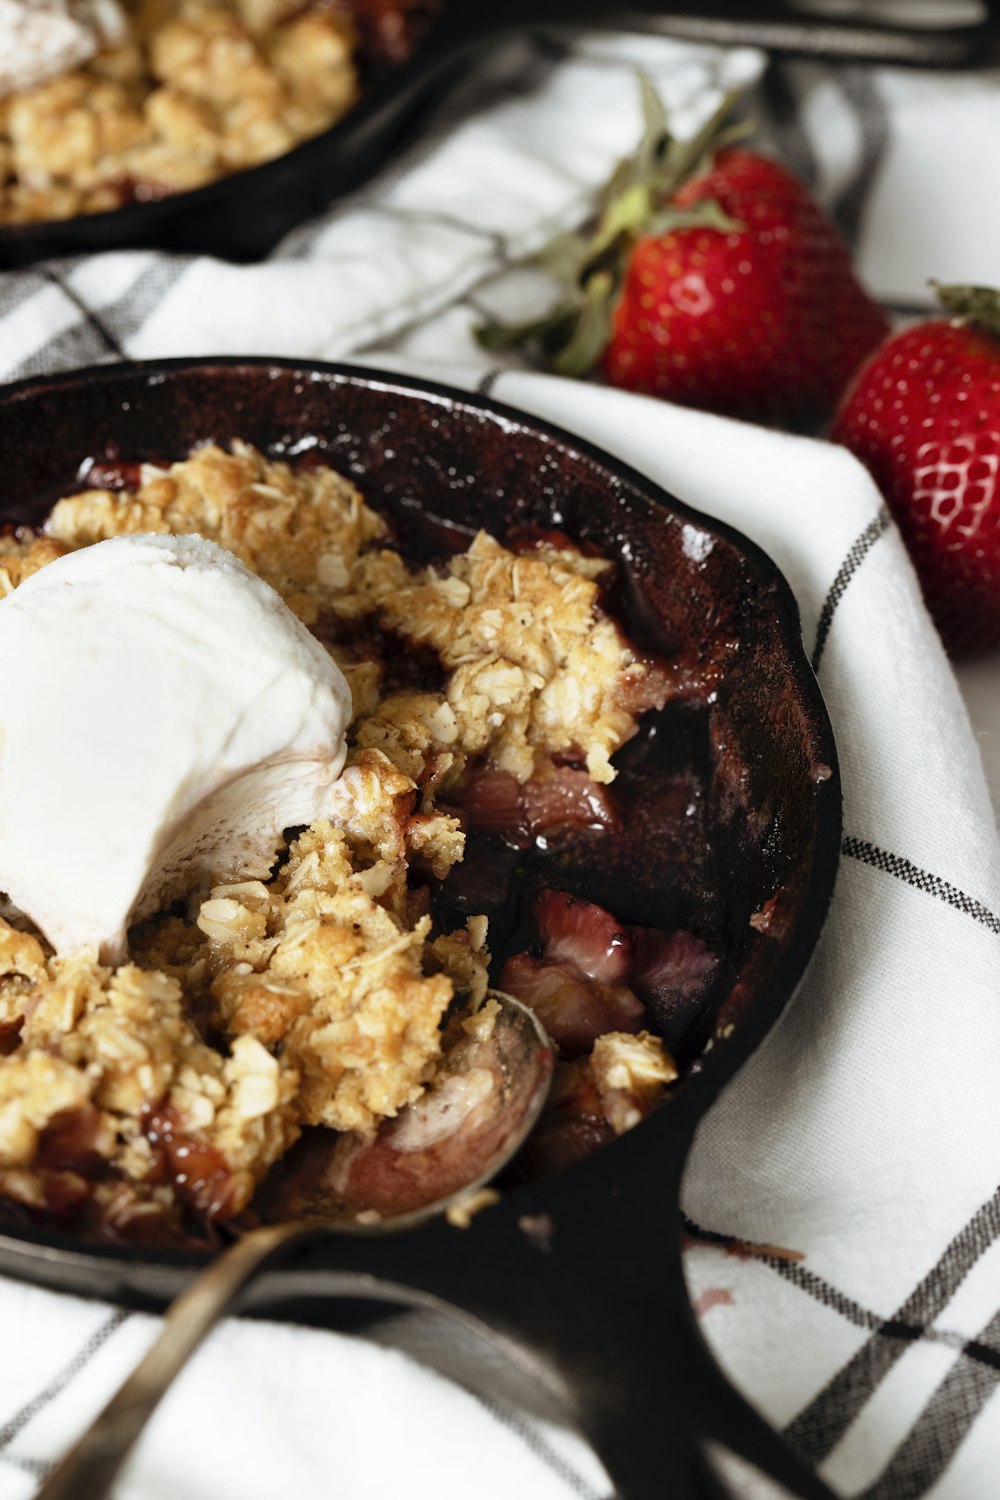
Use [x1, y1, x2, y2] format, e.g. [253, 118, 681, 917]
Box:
[386, 494, 479, 563]
[433, 702, 721, 990]
[313, 614, 448, 695]
[37, 1105, 111, 1176]
[343, 0, 443, 67]
[0, 1017, 23, 1056]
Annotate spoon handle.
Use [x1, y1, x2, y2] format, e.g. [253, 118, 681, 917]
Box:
[33, 1222, 315, 1500]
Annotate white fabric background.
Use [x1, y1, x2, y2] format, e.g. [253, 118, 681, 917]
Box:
[0, 23, 998, 1500]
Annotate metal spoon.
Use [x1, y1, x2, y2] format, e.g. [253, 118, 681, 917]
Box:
[34, 991, 554, 1500]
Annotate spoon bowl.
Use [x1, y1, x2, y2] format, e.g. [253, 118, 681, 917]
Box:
[258, 991, 554, 1229]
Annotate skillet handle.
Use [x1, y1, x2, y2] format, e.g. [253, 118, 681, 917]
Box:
[441, 0, 994, 70]
[357, 1111, 840, 1500]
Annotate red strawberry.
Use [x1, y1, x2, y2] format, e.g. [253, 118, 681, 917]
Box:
[830, 284, 1000, 657]
[499, 888, 719, 1059]
[605, 149, 888, 423]
[479, 82, 887, 427]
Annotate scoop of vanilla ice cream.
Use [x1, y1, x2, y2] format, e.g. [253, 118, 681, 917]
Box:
[0, 0, 126, 98]
[0, 534, 353, 963]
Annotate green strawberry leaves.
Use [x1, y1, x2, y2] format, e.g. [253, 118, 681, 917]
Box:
[476, 78, 746, 376]
[549, 271, 616, 379]
[933, 282, 1000, 342]
[476, 301, 579, 355]
[476, 275, 615, 378]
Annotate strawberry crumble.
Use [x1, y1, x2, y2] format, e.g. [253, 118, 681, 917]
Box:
[0, 0, 362, 223]
[0, 442, 718, 1243]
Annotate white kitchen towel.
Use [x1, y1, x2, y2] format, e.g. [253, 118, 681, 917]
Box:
[0, 21, 999, 1500]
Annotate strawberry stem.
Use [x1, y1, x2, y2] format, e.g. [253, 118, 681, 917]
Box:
[650, 85, 745, 203]
[932, 282, 1000, 341]
[475, 78, 748, 376]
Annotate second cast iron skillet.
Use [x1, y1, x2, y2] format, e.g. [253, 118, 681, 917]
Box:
[0, 0, 992, 268]
[0, 360, 841, 1500]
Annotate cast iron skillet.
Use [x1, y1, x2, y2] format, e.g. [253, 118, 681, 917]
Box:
[0, 360, 841, 1500]
[0, 1, 992, 269]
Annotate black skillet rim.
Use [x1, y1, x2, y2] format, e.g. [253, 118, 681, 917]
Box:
[0, 357, 843, 1287]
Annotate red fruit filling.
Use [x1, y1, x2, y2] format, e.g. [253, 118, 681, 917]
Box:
[75, 458, 143, 492]
[515, 1061, 617, 1179]
[628, 927, 719, 1053]
[144, 1106, 238, 1221]
[536, 888, 632, 984]
[36, 1104, 112, 1176]
[459, 768, 618, 849]
[0, 1017, 22, 1056]
[500, 952, 644, 1057]
[500, 888, 717, 1060]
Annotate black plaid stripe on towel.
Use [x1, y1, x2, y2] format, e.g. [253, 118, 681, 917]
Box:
[0, 27, 998, 1500]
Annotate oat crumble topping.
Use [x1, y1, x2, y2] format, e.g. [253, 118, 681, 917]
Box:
[0, 442, 672, 1241]
[0, 0, 360, 224]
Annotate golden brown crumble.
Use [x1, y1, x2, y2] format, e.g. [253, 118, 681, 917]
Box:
[49, 442, 662, 787]
[0, 0, 359, 224]
[0, 930, 301, 1234]
[588, 1030, 678, 1134]
[0, 442, 665, 1239]
[144, 819, 460, 1135]
[0, 534, 71, 595]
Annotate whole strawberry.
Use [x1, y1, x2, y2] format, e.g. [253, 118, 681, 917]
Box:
[479, 83, 887, 427]
[830, 284, 1000, 657]
[606, 148, 888, 423]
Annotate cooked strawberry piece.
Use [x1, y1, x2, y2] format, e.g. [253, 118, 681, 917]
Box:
[344, 0, 440, 67]
[0, 1169, 91, 1227]
[615, 658, 674, 716]
[76, 458, 143, 492]
[615, 649, 723, 714]
[518, 772, 610, 839]
[512, 1056, 627, 1181]
[629, 928, 719, 1052]
[145, 1106, 237, 1220]
[503, 887, 717, 1061]
[511, 1057, 614, 1178]
[460, 769, 618, 848]
[749, 888, 796, 943]
[37, 1105, 113, 1175]
[459, 770, 522, 837]
[500, 952, 644, 1057]
[39, 1170, 92, 1224]
[536, 888, 632, 984]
